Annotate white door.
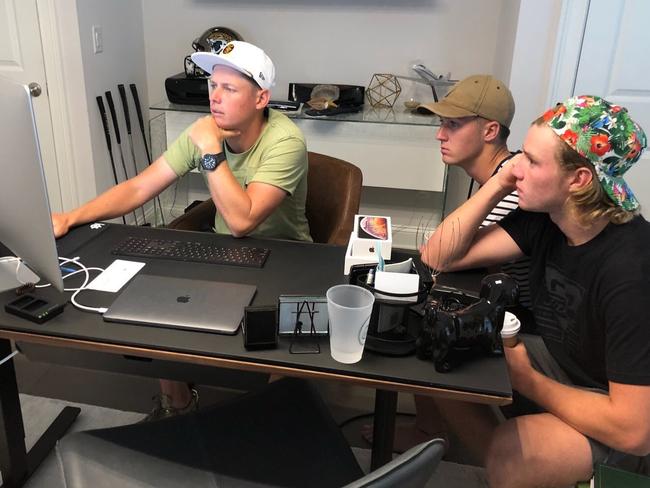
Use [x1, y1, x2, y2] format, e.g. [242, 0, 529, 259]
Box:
[0, 0, 63, 212]
[573, 0, 650, 215]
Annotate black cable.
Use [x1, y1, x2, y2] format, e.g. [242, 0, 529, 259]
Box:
[169, 179, 182, 219]
[337, 411, 416, 429]
[467, 179, 475, 200]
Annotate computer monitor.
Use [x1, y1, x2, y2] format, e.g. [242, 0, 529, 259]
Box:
[0, 76, 64, 292]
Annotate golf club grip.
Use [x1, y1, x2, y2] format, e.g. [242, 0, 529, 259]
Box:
[96, 96, 112, 152]
[105, 91, 121, 144]
[129, 83, 152, 163]
[129, 84, 145, 130]
[117, 84, 131, 135]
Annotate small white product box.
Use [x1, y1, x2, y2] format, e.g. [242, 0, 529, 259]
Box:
[352, 215, 392, 259]
[343, 215, 393, 275]
[344, 233, 377, 275]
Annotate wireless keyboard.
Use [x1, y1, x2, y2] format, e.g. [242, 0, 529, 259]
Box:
[111, 236, 270, 268]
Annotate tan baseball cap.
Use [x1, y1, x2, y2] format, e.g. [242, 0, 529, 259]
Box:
[417, 75, 515, 128]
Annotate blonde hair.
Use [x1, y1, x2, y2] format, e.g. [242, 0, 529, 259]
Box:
[533, 117, 637, 225]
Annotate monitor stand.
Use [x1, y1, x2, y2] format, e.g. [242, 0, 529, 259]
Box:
[0, 257, 40, 293]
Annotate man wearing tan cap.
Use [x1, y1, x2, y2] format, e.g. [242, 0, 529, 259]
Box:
[419, 75, 517, 213]
[422, 74, 531, 314]
[419, 74, 515, 181]
[366, 76, 532, 457]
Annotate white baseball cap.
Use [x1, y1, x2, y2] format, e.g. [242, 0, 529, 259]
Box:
[191, 41, 275, 91]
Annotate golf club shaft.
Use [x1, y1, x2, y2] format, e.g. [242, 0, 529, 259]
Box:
[130, 83, 165, 225]
[118, 84, 147, 224]
[105, 90, 138, 225]
[96, 96, 126, 225]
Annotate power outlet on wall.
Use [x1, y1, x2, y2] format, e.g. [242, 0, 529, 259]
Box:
[92, 25, 103, 54]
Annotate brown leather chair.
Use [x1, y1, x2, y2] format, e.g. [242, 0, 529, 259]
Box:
[167, 151, 363, 246]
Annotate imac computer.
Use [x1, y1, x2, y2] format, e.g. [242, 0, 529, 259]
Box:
[0, 76, 64, 292]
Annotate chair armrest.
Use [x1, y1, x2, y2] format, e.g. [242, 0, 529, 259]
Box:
[166, 199, 216, 232]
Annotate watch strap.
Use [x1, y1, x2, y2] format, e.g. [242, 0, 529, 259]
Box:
[200, 152, 227, 171]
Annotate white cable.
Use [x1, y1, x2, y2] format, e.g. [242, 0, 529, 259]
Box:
[30, 256, 81, 289]
[0, 350, 19, 367]
[59, 257, 108, 314]
[62, 267, 105, 291]
[2, 255, 107, 313]
[4, 256, 31, 286]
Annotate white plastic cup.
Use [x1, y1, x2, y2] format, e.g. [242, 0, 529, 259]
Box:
[501, 311, 521, 348]
[326, 284, 375, 364]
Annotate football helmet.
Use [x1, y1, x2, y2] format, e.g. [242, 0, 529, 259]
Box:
[185, 26, 243, 78]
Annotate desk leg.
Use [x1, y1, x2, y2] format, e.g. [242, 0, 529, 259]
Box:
[0, 339, 80, 488]
[370, 389, 397, 470]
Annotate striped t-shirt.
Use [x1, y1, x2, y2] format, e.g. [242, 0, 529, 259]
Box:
[474, 153, 532, 308]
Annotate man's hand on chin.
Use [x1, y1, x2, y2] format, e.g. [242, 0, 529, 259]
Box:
[189, 116, 240, 155]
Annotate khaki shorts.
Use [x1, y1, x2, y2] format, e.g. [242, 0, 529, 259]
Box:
[503, 334, 649, 475]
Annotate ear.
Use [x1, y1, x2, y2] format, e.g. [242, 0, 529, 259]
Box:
[568, 166, 593, 192]
[255, 88, 270, 110]
[482, 120, 501, 143]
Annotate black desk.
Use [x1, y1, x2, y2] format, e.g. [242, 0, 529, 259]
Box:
[0, 224, 512, 487]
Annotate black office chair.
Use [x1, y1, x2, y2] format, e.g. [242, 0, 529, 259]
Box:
[55, 378, 445, 488]
[343, 438, 446, 488]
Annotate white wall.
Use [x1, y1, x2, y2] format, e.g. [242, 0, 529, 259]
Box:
[74, 0, 149, 209]
[139, 0, 523, 242]
[492, 0, 521, 84]
[142, 0, 516, 107]
[506, 0, 563, 149]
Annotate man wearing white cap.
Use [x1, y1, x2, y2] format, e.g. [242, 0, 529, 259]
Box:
[53, 41, 311, 243]
[52, 41, 311, 419]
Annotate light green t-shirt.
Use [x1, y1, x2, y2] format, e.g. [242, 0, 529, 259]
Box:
[164, 109, 311, 242]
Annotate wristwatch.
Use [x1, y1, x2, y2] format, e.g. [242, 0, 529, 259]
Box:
[199, 152, 227, 172]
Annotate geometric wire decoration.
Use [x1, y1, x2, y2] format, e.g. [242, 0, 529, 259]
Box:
[366, 73, 402, 108]
[365, 106, 397, 122]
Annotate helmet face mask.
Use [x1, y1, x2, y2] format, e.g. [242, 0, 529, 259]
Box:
[186, 27, 242, 78]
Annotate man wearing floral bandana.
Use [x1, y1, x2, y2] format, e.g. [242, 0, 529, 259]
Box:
[421, 95, 649, 486]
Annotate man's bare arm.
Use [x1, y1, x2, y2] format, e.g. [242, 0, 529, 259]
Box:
[420, 158, 524, 271]
[188, 115, 289, 237]
[52, 157, 178, 237]
[506, 343, 650, 455]
[204, 169, 287, 237]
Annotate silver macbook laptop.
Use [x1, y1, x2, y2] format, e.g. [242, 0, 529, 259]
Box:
[103, 275, 256, 335]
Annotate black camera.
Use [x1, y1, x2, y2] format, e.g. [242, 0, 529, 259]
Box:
[416, 273, 519, 372]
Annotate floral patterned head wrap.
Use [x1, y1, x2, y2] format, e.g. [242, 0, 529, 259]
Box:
[542, 95, 646, 211]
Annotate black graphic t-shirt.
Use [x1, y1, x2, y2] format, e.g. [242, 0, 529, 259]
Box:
[498, 209, 650, 389]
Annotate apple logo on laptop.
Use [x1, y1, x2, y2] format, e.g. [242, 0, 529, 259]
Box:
[176, 295, 191, 304]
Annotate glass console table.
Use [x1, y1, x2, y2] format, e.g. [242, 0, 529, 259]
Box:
[149, 100, 461, 249]
[150, 100, 441, 127]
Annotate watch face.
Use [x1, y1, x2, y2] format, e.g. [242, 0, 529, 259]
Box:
[201, 154, 217, 171]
